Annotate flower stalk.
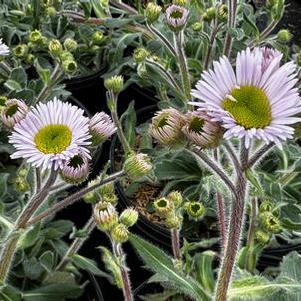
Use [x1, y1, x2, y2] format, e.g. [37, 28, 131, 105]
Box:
[171, 229, 181, 260]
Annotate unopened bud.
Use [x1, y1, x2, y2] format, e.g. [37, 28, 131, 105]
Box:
[119, 208, 139, 227]
[13, 44, 28, 58]
[92, 31, 104, 45]
[260, 212, 281, 234]
[1, 99, 28, 128]
[29, 30, 42, 43]
[167, 191, 183, 208]
[133, 47, 150, 63]
[124, 153, 152, 180]
[104, 75, 124, 94]
[145, 2, 162, 24]
[165, 213, 182, 229]
[48, 39, 63, 56]
[192, 22, 202, 31]
[255, 229, 270, 244]
[94, 203, 118, 231]
[277, 29, 292, 43]
[62, 60, 77, 74]
[185, 201, 205, 220]
[203, 7, 216, 22]
[154, 197, 174, 217]
[63, 38, 78, 52]
[111, 223, 129, 243]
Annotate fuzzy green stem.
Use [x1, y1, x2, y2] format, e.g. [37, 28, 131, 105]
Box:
[0, 168, 58, 283]
[214, 141, 248, 301]
[112, 242, 133, 301]
[174, 31, 191, 101]
[171, 229, 181, 260]
[27, 171, 126, 226]
[247, 198, 257, 249]
[56, 216, 96, 271]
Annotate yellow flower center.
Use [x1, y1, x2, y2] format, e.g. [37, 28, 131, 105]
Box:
[34, 124, 72, 154]
[222, 86, 272, 129]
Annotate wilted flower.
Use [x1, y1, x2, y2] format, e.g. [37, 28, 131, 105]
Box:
[153, 197, 174, 217]
[182, 111, 222, 148]
[111, 223, 129, 243]
[185, 201, 205, 220]
[89, 112, 116, 145]
[61, 153, 90, 185]
[165, 4, 189, 31]
[0, 39, 9, 56]
[145, 2, 162, 23]
[149, 108, 185, 145]
[191, 47, 301, 148]
[124, 153, 152, 180]
[119, 208, 139, 227]
[9, 98, 91, 170]
[1, 99, 28, 128]
[94, 203, 118, 231]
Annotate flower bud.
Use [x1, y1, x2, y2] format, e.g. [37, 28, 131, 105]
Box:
[217, 4, 228, 22]
[13, 44, 28, 58]
[173, 0, 188, 6]
[145, 2, 162, 24]
[260, 212, 281, 234]
[185, 201, 205, 220]
[29, 30, 42, 43]
[165, 213, 182, 229]
[48, 39, 63, 56]
[119, 208, 139, 227]
[254, 229, 270, 244]
[62, 60, 77, 74]
[203, 7, 216, 22]
[89, 112, 116, 145]
[149, 108, 185, 145]
[0, 96, 7, 106]
[94, 203, 118, 231]
[167, 191, 183, 208]
[124, 153, 152, 180]
[192, 22, 202, 31]
[277, 29, 292, 43]
[111, 223, 129, 243]
[46, 6, 57, 17]
[259, 199, 275, 213]
[182, 111, 222, 148]
[59, 51, 74, 62]
[1, 99, 28, 128]
[15, 176, 30, 192]
[165, 4, 189, 31]
[104, 75, 124, 94]
[153, 197, 174, 217]
[61, 154, 90, 185]
[25, 54, 35, 64]
[63, 38, 78, 52]
[92, 31, 104, 45]
[133, 47, 150, 63]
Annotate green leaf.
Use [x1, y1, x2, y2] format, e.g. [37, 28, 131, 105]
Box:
[129, 234, 211, 301]
[23, 257, 44, 280]
[23, 283, 82, 301]
[121, 101, 137, 148]
[4, 80, 22, 92]
[18, 223, 41, 249]
[10, 67, 27, 87]
[39, 251, 55, 272]
[0, 173, 9, 199]
[70, 254, 110, 278]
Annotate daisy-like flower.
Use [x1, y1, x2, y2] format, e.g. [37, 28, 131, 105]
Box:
[191, 47, 301, 148]
[149, 108, 185, 145]
[61, 153, 90, 185]
[1, 99, 28, 128]
[165, 4, 189, 31]
[182, 111, 222, 148]
[9, 98, 91, 170]
[0, 39, 9, 56]
[89, 112, 116, 145]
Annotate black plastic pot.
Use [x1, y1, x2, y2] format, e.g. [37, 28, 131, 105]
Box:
[110, 104, 173, 249]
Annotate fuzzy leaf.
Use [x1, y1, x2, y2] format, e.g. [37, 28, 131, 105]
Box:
[129, 234, 211, 301]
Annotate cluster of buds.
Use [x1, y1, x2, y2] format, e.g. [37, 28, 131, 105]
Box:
[124, 153, 153, 181]
[165, 4, 189, 31]
[150, 108, 222, 149]
[89, 112, 116, 146]
[153, 191, 184, 229]
[0, 98, 29, 128]
[93, 202, 138, 243]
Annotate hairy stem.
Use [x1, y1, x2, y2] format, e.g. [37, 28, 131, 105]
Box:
[223, 0, 238, 57]
[109, 0, 138, 15]
[171, 229, 181, 260]
[56, 216, 96, 271]
[27, 171, 126, 226]
[112, 242, 133, 301]
[174, 31, 191, 101]
[248, 143, 274, 168]
[0, 168, 58, 282]
[247, 198, 257, 249]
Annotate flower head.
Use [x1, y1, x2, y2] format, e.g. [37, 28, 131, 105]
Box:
[104, 75, 124, 94]
[182, 111, 222, 148]
[149, 108, 185, 145]
[145, 2, 162, 23]
[119, 208, 139, 227]
[9, 98, 91, 170]
[111, 223, 129, 243]
[165, 4, 189, 31]
[61, 153, 90, 185]
[89, 112, 116, 145]
[0, 39, 9, 56]
[185, 201, 205, 220]
[1, 99, 28, 128]
[94, 203, 118, 232]
[191, 47, 301, 148]
[124, 153, 152, 180]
